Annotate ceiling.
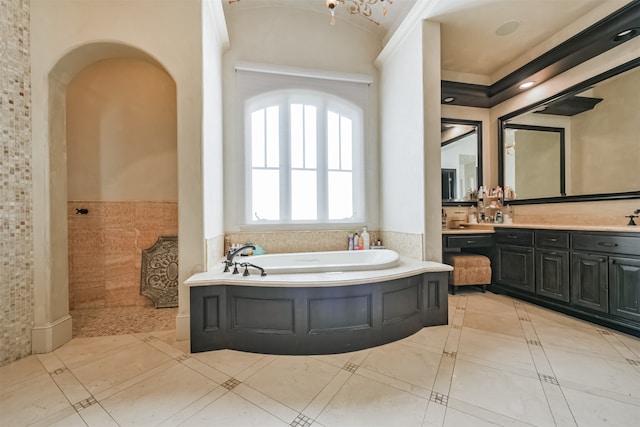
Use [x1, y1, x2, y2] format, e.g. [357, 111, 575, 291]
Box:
[221, 0, 633, 82]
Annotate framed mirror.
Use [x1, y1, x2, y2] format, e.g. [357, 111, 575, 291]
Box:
[498, 58, 640, 204]
[441, 118, 483, 205]
[503, 124, 565, 200]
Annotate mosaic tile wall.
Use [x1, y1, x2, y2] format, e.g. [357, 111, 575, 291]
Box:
[67, 201, 178, 309]
[0, 0, 33, 367]
[224, 229, 382, 255]
[215, 229, 424, 268]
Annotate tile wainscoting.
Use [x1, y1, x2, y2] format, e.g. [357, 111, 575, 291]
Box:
[67, 201, 178, 310]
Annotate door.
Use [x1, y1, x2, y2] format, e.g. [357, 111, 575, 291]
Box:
[609, 256, 640, 322]
[571, 253, 608, 313]
[496, 245, 535, 292]
[441, 169, 456, 200]
[536, 249, 570, 302]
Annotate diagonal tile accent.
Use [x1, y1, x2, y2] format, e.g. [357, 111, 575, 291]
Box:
[538, 373, 559, 385]
[72, 397, 97, 411]
[221, 377, 241, 390]
[290, 413, 314, 427]
[429, 391, 449, 406]
[342, 362, 358, 373]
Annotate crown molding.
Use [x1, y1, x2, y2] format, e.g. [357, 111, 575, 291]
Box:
[442, 0, 640, 107]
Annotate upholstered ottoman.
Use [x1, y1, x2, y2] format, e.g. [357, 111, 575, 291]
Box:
[443, 253, 492, 295]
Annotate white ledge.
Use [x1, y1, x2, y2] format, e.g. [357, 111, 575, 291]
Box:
[185, 257, 452, 288]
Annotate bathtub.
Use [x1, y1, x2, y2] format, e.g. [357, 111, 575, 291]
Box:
[246, 249, 400, 274]
[187, 251, 452, 355]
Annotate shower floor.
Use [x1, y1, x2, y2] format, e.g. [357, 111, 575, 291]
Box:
[70, 306, 178, 337]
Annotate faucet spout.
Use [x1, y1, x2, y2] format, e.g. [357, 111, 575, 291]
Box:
[223, 244, 257, 272]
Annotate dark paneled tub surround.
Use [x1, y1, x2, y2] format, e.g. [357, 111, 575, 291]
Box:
[187, 259, 451, 355]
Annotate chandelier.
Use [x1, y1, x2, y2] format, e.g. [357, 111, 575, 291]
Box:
[326, 0, 392, 26]
[228, 1, 392, 27]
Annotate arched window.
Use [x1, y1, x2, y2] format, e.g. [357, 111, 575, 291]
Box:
[246, 90, 364, 224]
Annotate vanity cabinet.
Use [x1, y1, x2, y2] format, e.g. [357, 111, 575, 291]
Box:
[535, 231, 570, 303]
[490, 228, 640, 337]
[495, 229, 535, 293]
[571, 252, 608, 312]
[609, 257, 640, 322]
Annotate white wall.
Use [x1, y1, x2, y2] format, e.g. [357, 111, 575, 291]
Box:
[30, 0, 207, 349]
[202, 0, 229, 251]
[66, 58, 178, 201]
[221, 6, 382, 232]
[378, 23, 425, 235]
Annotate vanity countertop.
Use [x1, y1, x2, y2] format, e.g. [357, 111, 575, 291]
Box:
[442, 228, 495, 234]
[459, 223, 640, 233]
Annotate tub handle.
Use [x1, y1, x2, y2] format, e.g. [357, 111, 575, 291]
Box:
[241, 262, 268, 277]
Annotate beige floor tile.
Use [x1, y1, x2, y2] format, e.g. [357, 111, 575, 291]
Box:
[544, 347, 640, 399]
[158, 386, 228, 426]
[232, 383, 300, 423]
[449, 358, 555, 426]
[179, 391, 290, 426]
[30, 407, 85, 427]
[463, 311, 526, 339]
[359, 341, 442, 390]
[616, 332, 640, 358]
[242, 355, 341, 412]
[100, 363, 218, 426]
[68, 341, 173, 395]
[457, 328, 536, 374]
[78, 403, 121, 427]
[54, 334, 140, 369]
[0, 373, 72, 427]
[315, 374, 429, 427]
[193, 348, 268, 377]
[405, 324, 451, 353]
[442, 407, 506, 427]
[0, 355, 47, 394]
[563, 387, 640, 427]
[302, 369, 353, 419]
[534, 323, 621, 360]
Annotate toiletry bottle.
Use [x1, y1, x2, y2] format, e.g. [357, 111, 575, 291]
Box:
[496, 211, 503, 223]
[362, 227, 370, 250]
[348, 233, 354, 250]
[358, 233, 364, 250]
[354, 233, 360, 250]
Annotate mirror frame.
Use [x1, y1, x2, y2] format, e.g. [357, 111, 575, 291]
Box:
[442, 117, 483, 206]
[498, 57, 640, 205]
[503, 123, 566, 199]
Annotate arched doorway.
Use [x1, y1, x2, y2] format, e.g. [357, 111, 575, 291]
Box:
[32, 42, 179, 348]
[65, 57, 178, 336]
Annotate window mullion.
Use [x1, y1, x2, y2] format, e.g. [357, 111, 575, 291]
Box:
[280, 99, 291, 221]
[317, 101, 329, 221]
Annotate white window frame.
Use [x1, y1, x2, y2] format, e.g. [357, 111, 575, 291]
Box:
[244, 89, 365, 226]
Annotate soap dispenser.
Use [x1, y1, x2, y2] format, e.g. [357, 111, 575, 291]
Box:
[362, 227, 370, 250]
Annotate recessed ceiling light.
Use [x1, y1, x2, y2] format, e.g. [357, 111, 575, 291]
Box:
[443, 97, 455, 103]
[612, 28, 639, 42]
[519, 81, 535, 89]
[495, 20, 520, 37]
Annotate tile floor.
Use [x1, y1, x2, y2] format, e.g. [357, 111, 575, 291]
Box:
[2, 291, 640, 426]
[70, 307, 178, 338]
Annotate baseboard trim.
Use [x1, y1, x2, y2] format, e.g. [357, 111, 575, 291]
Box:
[31, 315, 73, 354]
[175, 313, 190, 341]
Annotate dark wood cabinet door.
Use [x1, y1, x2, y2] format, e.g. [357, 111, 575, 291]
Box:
[571, 253, 608, 313]
[536, 250, 570, 302]
[609, 257, 640, 322]
[496, 245, 535, 292]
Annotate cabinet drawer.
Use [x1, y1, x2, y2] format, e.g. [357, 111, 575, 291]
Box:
[446, 235, 494, 249]
[572, 233, 640, 256]
[495, 229, 534, 246]
[535, 231, 569, 249]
